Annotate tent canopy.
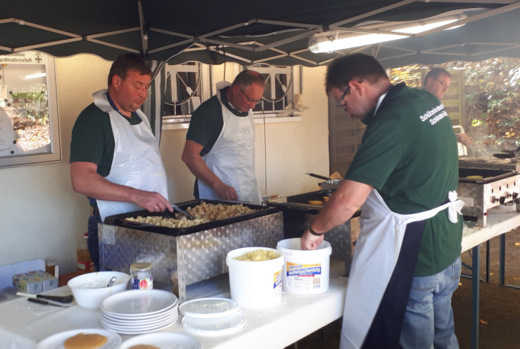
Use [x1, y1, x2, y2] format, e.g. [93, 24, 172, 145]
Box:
[2, 1, 519, 67]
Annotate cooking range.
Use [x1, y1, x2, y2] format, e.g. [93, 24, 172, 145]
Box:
[458, 158, 520, 227]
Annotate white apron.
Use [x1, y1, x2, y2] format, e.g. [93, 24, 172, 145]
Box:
[198, 82, 262, 204]
[93, 90, 169, 221]
[341, 189, 464, 349]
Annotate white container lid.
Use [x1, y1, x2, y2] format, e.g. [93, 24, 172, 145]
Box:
[179, 298, 238, 319]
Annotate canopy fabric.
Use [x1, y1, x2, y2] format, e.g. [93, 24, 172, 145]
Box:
[1, 0, 515, 67]
[359, 4, 520, 68]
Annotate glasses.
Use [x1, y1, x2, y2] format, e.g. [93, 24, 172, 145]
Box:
[239, 85, 262, 105]
[337, 80, 362, 107]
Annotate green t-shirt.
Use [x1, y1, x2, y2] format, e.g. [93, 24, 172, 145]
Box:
[70, 102, 142, 177]
[345, 83, 462, 276]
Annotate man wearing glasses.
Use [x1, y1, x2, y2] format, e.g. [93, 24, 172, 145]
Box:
[301, 54, 463, 348]
[182, 70, 265, 204]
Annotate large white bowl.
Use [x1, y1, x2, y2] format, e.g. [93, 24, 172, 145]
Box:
[67, 271, 130, 309]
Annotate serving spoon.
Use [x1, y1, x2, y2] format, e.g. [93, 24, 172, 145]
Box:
[106, 276, 117, 288]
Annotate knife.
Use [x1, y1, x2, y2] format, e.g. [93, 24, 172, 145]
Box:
[28, 297, 70, 307]
[17, 291, 73, 303]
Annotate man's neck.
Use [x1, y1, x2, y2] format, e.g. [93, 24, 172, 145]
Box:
[107, 91, 131, 117]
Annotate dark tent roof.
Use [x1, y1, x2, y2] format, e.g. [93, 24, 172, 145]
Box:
[356, 4, 520, 67]
[1, 1, 517, 67]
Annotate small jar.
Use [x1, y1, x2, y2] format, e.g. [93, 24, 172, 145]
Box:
[130, 262, 153, 290]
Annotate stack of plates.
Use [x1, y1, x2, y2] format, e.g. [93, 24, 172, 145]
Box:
[100, 289, 179, 334]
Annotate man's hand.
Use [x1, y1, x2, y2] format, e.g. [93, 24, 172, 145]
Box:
[301, 230, 325, 250]
[214, 182, 239, 201]
[130, 189, 173, 213]
[182, 140, 239, 201]
[456, 133, 471, 147]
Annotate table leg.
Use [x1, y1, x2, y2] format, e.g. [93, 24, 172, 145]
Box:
[470, 244, 480, 349]
[500, 234, 506, 286]
[485, 240, 490, 283]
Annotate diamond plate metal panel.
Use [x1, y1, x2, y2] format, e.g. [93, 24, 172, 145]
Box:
[99, 211, 283, 302]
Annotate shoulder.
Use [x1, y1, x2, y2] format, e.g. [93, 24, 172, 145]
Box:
[72, 103, 112, 135]
[192, 95, 221, 118]
[76, 103, 110, 123]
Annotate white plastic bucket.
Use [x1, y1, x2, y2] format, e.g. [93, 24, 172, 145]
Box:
[226, 247, 284, 309]
[277, 238, 332, 294]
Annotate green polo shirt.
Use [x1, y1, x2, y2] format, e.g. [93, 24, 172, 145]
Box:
[345, 83, 462, 276]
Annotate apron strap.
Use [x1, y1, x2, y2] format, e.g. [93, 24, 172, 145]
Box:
[362, 219, 426, 349]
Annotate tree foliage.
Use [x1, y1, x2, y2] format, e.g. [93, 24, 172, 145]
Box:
[389, 58, 520, 152]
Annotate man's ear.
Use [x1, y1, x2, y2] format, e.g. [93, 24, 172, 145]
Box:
[112, 75, 121, 89]
[350, 80, 363, 95]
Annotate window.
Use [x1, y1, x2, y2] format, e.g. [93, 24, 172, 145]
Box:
[160, 63, 300, 129]
[162, 62, 202, 124]
[0, 51, 61, 168]
[248, 65, 297, 117]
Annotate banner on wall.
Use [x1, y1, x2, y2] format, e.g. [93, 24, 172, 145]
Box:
[0, 52, 47, 65]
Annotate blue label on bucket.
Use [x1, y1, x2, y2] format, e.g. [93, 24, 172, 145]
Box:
[287, 262, 322, 277]
[274, 270, 282, 289]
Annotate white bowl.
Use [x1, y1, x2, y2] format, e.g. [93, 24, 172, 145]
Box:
[67, 271, 130, 309]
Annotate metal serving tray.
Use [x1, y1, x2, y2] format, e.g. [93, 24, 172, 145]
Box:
[104, 199, 279, 236]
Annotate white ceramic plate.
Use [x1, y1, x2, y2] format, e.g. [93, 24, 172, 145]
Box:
[101, 308, 177, 324]
[37, 328, 121, 349]
[102, 289, 178, 317]
[120, 332, 202, 349]
[101, 318, 176, 335]
[100, 313, 177, 331]
[182, 312, 246, 337]
[179, 297, 238, 319]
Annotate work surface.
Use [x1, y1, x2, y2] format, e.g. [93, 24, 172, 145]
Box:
[1, 205, 519, 349]
[0, 261, 347, 349]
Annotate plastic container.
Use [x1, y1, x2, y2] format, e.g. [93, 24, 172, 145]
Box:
[276, 238, 332, 294]
[67, 271, 130, 309]
[226, 247, 283, 309]
[130, 262, 153, 290]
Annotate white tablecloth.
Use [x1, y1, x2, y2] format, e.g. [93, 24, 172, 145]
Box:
[0, 262, 348, 349]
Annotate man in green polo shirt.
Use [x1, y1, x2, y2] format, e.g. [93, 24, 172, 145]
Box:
[181, 70, 265, 204]
[301, 54, 463, 348]
[70, 54, 172, 271]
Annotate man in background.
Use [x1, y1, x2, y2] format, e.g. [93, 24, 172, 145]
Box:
[182, 70, 265, 204]
[424, 67, 470, 146]
[70, 53, 172, 270]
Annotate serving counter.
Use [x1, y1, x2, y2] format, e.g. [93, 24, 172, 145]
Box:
[0, 260, 347, 349]
[1, 205, 519, 348]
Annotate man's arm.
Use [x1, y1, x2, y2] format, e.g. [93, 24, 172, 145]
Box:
[70, 161, 172, 213]
[301, 179, 373, 250]
[181, 140, 238, 200]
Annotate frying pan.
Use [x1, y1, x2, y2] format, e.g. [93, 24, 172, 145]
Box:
[493, 146, 520, 159]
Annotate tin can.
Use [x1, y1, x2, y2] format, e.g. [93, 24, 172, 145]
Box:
[130, 262, 153, 289]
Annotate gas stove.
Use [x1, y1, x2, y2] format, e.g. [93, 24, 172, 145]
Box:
[458, 167, 520, 227]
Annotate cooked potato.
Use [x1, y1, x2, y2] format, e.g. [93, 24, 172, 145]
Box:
[235, 249, 280, 261]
